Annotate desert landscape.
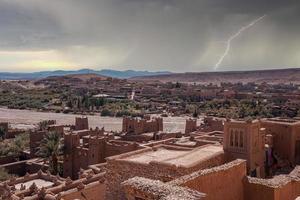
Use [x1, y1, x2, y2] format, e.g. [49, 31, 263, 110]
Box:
[131, 68, 300, 84]
[0, 107, 188, 132]
[1, 1, 300, 200]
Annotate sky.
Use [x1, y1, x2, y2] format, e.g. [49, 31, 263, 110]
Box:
[0, 0, 299, 72]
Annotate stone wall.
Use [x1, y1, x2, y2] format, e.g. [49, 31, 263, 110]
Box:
[105, 141, 140, 158]
[244, 179, 276, 200]
[244, 166, 300, 200]
[0, 159, 44, 176]
[122, 177, 205, 200]
[171, 159, 246, 200]
[61, 181, 106, 200]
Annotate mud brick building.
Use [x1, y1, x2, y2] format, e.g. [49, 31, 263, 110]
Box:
[122, 116, 163, 134]
[0, 169, 106, 200]
[224, 119, 265, 177]
[5, 116, 300, 200]
[185, 118, 197, 134]
[63, 130, 140, 179]
[105, 144, 225, 199]
[261, 118, 300, 165]
[185, 117, 225, 135]
[75, 116, 89, 130]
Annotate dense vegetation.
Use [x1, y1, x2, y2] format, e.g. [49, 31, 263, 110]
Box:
[0, 133, 29, 158]
[182, 98, 300, 119]
[0, 79, 299, 119]
[196, 99, 275, 118]
[0, 89, 58, 109]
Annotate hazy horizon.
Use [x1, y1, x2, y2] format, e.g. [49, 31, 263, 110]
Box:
[0, 0, 299, 73]
[2, 66, 300, 75]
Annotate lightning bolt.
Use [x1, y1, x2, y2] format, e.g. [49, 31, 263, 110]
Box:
[214, 15, 266, 70]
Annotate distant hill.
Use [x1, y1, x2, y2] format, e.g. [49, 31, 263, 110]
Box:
[0, 69, 172, 80]
[34, 73, 111, 86]
[64, 73, 109, 81]
[130, 68, 300, 84]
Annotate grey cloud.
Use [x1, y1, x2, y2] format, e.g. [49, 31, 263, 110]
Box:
[0, 0, 299, 72]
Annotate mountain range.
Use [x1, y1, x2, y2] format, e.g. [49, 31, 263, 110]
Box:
[2, 68, 300, 84]
[131, 68, 300, 84]
[0, 69, 172, 80]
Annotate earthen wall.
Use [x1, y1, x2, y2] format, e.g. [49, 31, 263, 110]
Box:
[172, 159, 246, 200]
[61, 182, 106, 200]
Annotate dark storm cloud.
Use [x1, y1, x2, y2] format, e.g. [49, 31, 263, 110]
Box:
[0, 0, 299, 71]
[0, 1, 64, 50]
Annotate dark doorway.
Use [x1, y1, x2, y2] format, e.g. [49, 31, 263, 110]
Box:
[295, 140, 300, 164]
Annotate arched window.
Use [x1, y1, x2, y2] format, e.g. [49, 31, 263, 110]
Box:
[239, 131, 244, 148]
[230, 130, 234, 147]
[235, 130, 239, 147]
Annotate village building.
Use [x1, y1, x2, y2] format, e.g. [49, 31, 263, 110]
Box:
[3, 116, 300, 200]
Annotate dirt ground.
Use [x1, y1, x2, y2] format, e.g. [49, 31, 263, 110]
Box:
[0, 108, 189, 132]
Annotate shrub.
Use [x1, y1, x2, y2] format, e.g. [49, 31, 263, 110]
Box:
[116, 110, 131, 117]
[101, 109, 114, 117]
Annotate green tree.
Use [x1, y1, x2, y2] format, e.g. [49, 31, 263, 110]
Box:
[0, 127, 5, 139]
[36, 132, 63, 175]
[66, 100, 73, 109]
[81, 95, 90, 109]
[193, 107, 198, 118]
[101, 109, 113, 117]
[96, 98, 105, 107]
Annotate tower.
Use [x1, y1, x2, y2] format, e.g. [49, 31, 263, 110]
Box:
[63, 133, 80, 179]
[75, 117, 89, 130]
[185, 118, 197, 134]
[224, 119, 265, 177]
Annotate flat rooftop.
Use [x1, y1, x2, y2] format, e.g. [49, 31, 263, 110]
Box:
[262, 118, 300, 125]
[120, 145, 223, 168]
[15, 179, 54, 190]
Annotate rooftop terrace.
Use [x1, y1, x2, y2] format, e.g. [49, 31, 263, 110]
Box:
[15, 179, 54, 190]
[119, 144, 223, 168]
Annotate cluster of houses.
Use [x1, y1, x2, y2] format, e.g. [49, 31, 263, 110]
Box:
[1, 114, 300, 199]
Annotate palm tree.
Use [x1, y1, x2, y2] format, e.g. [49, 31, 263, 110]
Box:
[36, 132, 63, 175]
[38, 120, 49, 131]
